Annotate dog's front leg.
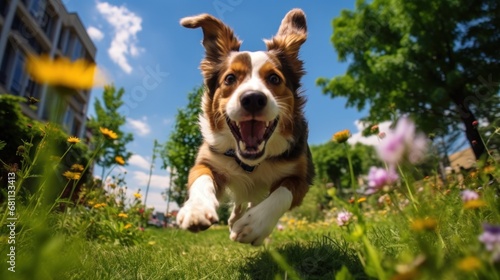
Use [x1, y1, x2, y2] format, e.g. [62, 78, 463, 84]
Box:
[230, 187, 292, 246]
[177, 165, 219, 232]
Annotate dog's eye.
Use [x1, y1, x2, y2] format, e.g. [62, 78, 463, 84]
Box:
[268, 74, 281, 85]
[224, 74, 236, 85]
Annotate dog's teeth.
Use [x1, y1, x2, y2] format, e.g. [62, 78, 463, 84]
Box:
[258, 141, 265, 151]
[266, 121, 270, 128]
[239, 141, 247, 151]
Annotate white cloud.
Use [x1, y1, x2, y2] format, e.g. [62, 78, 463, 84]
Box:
[96, 1, 143, 73]
[127, 117, 151, 136]
[87, 26, 104, 42]
[348, 120, 393, 146]
[128, 154, 150, 170]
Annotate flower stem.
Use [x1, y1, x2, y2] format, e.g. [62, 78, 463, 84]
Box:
[397, 164, 419, 212]
[344, 143, 358, 197]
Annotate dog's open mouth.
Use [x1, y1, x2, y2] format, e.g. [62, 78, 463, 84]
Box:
[226, 117, 279, 159]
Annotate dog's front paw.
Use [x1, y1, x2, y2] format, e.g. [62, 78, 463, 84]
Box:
[229, 207, 276, 246]
[177, 200, 219, 232]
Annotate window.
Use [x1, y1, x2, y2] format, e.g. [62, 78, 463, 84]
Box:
[71, 38, 83, 60]
[29, 0, 47, 23]
[10, 52, 26, 96]
[63, 106, 74, 132]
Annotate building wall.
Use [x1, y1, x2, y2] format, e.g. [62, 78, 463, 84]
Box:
[0, 0, 96, 138]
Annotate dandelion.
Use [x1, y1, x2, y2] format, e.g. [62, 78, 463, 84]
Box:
[377, 116, 428, 165]
[148, 241, 156, 245]
[93, 203, 106, 209]
[134, 193, 142, 199]
[100, 127, 118, 140]
[67, 136, 80, 144]
[365, 167, 399, 194]
[336, 210, 353, 226]
[460, 189, 479, 202]
[457, 256, 482, 272]
[25, 55, 106, 89]
[115, 156, 125, 166]
[357, 197, 367, 203]
[71, 164, 84, 172]
[464, 199, 487, 209]
[62, 170, 81, 180]
[332, 129, 351, 143]
[124, 223, 132, 229]
[118, 213, 128, 218]
[410, 217, 437, 232]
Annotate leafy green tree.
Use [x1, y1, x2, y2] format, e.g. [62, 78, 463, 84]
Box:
[161, 86, 203, 206]
[310, 141, 380, 193]
[87, 85, 133, 179]
[317, 0, 500, 160]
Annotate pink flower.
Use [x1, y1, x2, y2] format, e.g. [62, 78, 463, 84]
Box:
[336, 211, 353, 226]
[366, 167, 399, 194]
[461, 189, 479, 202]
[277, 224, 284, 231]
[377, 116, 428, 165]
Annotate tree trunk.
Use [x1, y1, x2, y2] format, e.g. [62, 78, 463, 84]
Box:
[451, 94, 486, 160]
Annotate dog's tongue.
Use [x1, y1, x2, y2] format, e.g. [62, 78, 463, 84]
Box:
[239, 120, 266, 148]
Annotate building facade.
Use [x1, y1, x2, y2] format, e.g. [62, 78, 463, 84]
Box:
[0, 0, 96, 138]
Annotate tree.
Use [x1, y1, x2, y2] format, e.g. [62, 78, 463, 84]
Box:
[87, 85, 133, 179]
[160, 86, 203, 206]
[317, 0, 500, 160]
[310, 141, 380, 193]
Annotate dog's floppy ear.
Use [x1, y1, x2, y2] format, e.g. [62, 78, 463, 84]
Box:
[181, 14, 241, 84]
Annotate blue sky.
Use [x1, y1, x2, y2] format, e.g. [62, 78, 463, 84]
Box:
[64, 0, 377, 212]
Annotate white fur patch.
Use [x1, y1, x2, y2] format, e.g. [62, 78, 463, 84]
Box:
[230, 187, 292, 246]
[226, 51, 279, 122]
[176, 175, 219, 231]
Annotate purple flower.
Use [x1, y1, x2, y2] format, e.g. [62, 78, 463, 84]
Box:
[336, 210, 353, 226]
[365, 167, 399, 194]
[377, 116, 428, 165]
[461, 189, 479, 202]
[479, 224, 500, 252]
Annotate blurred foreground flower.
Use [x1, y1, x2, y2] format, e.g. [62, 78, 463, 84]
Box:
[67, 136, 80, 144]
[365, 167, 398, 194]
[25, 55, 107, 89]
[377, 116, 428, 165]
[332, 129, 351, 143]
[115, 156, 125, 166]
[460, 189, 479, 202]
[336, 210, 353, 226]
[63, 170, 81, 180]
[100, 127, 118, 140]
[410, 217, 437, 232]
[134, 193, 142, 199]
[457, 256, 482, 272]
[479, 224, 500, 252]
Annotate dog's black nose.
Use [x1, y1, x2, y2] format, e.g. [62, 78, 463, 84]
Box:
[240, 91, 267, 113]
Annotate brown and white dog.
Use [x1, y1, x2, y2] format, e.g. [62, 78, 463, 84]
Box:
[176, 9, 314, 246]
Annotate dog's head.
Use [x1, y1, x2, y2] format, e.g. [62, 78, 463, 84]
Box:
[181, 9, 307, 166]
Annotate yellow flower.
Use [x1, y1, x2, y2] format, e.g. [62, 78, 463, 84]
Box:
[457, 256, 482, 272]
[115, 156, 125, 166]
[124, 223, 133, 229]
[93, 203, 106, 209]
[134, 193, 142, 199]
[357, 197, 367, 203]
[25, 55, 106, 89]
[148, 241, 156, 245]
[483, 165, 495, 174]
[410, 217, 437, 232]
[118, 213, 128, 218]
[71, 164, 84, 172]
[62, 170, 81, 180]
[332, 129, 351, 143]
[464, 199, 487, 209]
[67, 136, 80, 144]
[99, 127, 118, 140]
